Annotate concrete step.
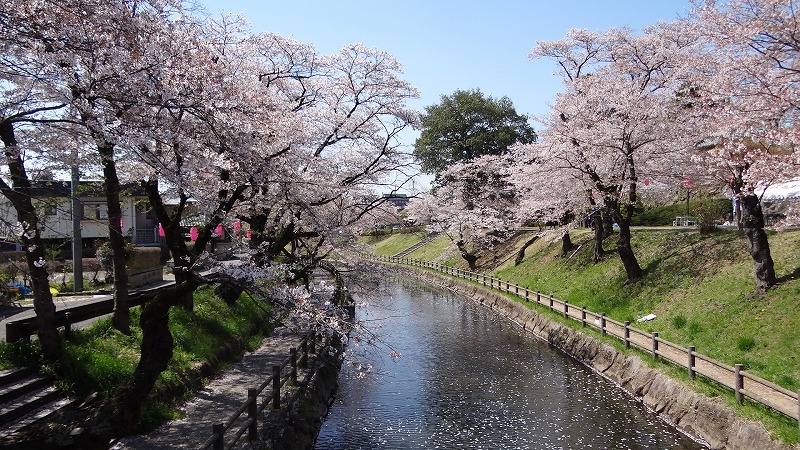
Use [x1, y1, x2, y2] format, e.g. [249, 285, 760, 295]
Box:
[0, 383, 63, 427]
[0, 367, 36, 388]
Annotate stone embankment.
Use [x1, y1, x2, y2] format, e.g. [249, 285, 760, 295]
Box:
[392, 265, 797, 450]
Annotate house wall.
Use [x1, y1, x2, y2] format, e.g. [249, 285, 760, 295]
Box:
[0, 196, 146, 241]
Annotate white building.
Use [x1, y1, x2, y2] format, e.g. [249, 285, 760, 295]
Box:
[0, 180, 161, 254]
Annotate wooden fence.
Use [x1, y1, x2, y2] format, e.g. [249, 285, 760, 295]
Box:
[378, 255, 800, 428]
[199, 332, 317, 450]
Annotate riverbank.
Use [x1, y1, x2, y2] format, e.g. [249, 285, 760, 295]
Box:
[110, 328, 343, 450]
[387, 263, 797, 450]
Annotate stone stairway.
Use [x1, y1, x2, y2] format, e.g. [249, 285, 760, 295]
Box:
[0, 366, 71, 442]
[392, 232, 441, 258]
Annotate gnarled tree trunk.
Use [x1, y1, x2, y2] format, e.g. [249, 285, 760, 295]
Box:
[740, 193, 776, 293]
[89, 277, 198, 439]
[591, 210, 605, 263]
[560, 230, 574, 257]
[456, 239, 478, 271]
[0, 121, 61, 360]
[607, 198, 642, 281]
[514, 234, 539, 266]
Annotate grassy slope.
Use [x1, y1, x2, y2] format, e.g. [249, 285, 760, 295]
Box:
[0, 286, 272, 432]
[362, 232, 424, 256]
[495, 228, 800, 390]
[367, 227, 800, 441]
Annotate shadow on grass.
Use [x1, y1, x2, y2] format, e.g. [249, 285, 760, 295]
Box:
[776, 266, 800, 285]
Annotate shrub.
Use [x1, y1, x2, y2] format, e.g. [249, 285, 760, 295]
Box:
[95, 241, 136, 270]
[692, 198, 732, 234]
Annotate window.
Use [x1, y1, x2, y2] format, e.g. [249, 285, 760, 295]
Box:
[82, 203, 108, 220]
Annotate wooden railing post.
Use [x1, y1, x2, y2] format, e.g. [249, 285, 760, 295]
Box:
[581, 307, 587, 327]
[601, 313, 606, 336]
[64, 312, 72, 340]
[549, 295, 554, 312]
[248, 388, 258, 440]
[272, 365, 281, 409]
[300, 337, 308, 368]
[735, 364, 744, 403]
[524, 289, 529, 302]
[624, 321, 630, 349]
[290, 348, 298, 383]
[536, 291, 541, 304]
[688, 346, 696, 379]
[213, 423, 225, 450]
[652, 332, 659, 360]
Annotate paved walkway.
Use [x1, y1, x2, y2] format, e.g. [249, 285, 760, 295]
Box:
[110, 327, 311, 450]
[0, 278, 176, 342]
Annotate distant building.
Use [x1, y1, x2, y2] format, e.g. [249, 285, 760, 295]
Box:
[382, 193, 410, 210]
[0, 180, 161, 253]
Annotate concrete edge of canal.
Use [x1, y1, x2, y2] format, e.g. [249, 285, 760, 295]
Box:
[387, 264, 796, 450]
[268, 337, 345, 450]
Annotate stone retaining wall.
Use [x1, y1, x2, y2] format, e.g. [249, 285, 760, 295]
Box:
[393, 265, 796, 450]
[268, 338, 344, 450]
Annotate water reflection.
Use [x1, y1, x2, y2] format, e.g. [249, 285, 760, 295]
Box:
[315, 275, 703, 449]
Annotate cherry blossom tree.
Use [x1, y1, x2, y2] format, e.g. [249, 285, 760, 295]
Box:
[409, 156, 515, 270]
[680, 0, 800, 292]
[505, 144, 598, 262]
[526, 25, 703, 282]
[2, 0, 419, 437]
[0, 0, 89, 360]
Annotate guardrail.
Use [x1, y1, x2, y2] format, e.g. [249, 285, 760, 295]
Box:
[200, 332, 317, 450]
[5, 291, 148, 342]
[377, 255, 800, 428]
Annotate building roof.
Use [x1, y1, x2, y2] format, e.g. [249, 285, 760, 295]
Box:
[28, 180, 148, 198]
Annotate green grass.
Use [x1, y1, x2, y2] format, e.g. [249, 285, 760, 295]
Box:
[363, 233, 425, 256]
[407, 234, 462, 264]
[4, 285, 274, 431]
[367, 226, 800, 443]
[492, 228, 800, 391]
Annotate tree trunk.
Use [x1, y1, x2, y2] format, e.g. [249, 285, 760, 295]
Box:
[615, 221, 642, 281]
[0, 121, 60, 360]
[607, 199, 642, 281]
[456, 240, 478, 271]
[560, 230, 574, 257]
[592, 211, 605, 263]
[514, 235, 539, 266]
[99, 144, 131, 334]
[602, 209, 614, 238]
[740, 193, 776, 293]
[89, 279, 197, 438]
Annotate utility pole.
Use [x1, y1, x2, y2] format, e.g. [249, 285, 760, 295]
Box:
[71, 166, 83, 292]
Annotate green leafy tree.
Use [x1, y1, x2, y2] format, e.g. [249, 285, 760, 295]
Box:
[413, 89, 536, 177]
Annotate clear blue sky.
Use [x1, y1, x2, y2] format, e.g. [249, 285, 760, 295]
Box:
[199, 1, 692, 190]
[199, 1, 693, 120]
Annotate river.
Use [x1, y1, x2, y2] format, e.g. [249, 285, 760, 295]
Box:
[315, 275, 704, 449]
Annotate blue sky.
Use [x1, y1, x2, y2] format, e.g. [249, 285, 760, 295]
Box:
[199, 1, 693, 189]
[199, 1, 693, 120]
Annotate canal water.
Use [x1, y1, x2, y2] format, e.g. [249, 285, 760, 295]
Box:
[315, 275, 704, 449]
